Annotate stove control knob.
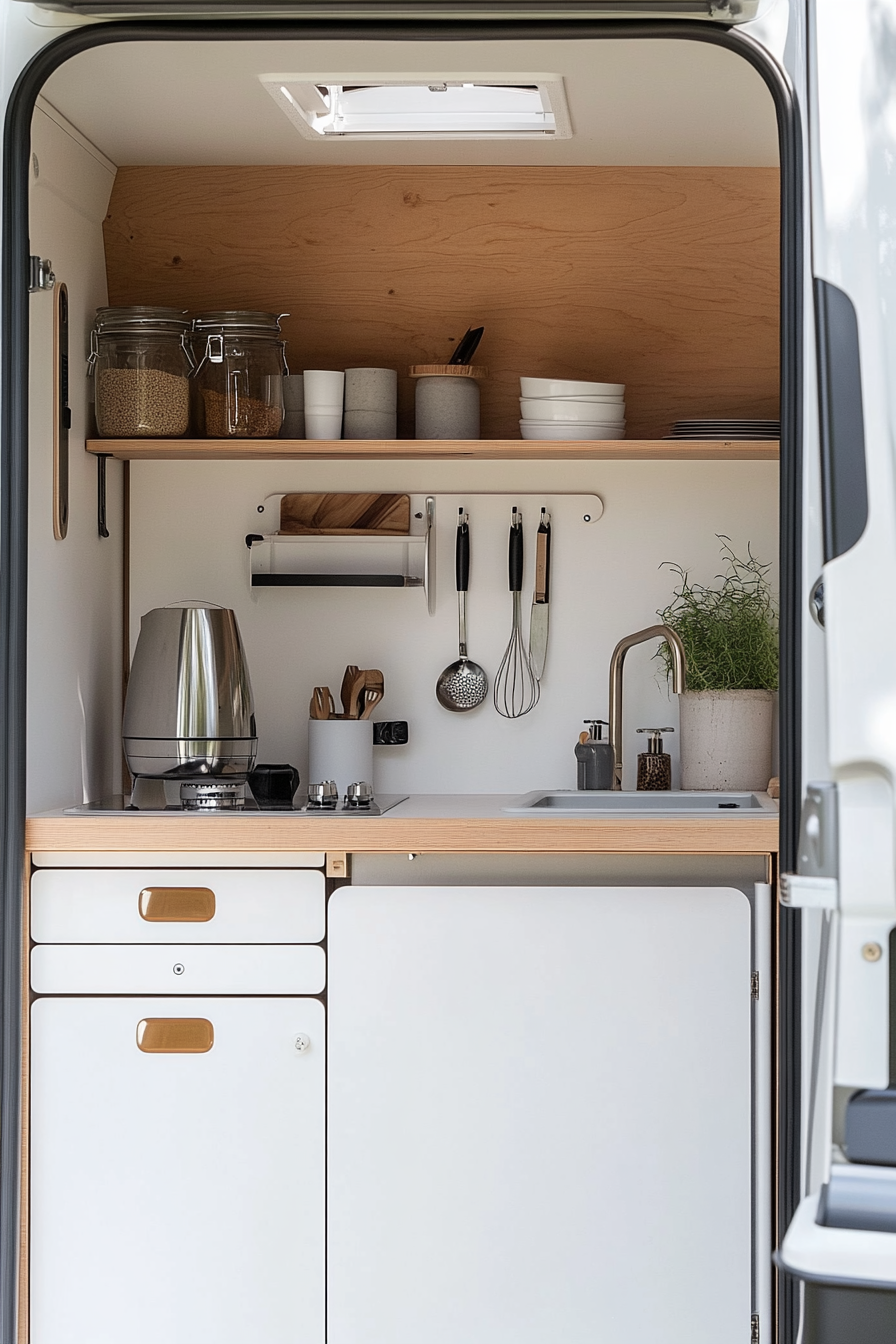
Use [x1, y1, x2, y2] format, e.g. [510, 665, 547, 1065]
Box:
[307, 780, 338, 808]
[345, 780, 374, 808]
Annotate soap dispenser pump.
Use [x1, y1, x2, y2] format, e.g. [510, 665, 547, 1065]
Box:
[636, 727, 674, 791]
[575, 719, 614, 791]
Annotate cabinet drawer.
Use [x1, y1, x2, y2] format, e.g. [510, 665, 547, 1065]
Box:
[31, 869, 325, 944]
[31, 944, 326, 995]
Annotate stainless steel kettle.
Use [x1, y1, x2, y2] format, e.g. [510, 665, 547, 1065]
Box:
[123, 604, 257, 782]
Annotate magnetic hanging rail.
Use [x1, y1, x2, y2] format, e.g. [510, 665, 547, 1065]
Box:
[246, 494, 435, 615]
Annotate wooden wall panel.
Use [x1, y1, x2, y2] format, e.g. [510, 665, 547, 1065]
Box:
[103, 166, 779, 441]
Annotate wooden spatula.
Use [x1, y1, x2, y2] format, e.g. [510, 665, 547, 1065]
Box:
[340, 665, 365, 719]
[359, 670, 384, 720]
[310, 686, 335, 720]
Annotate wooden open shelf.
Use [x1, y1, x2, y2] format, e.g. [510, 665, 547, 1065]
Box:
[87, 438, 779, 463]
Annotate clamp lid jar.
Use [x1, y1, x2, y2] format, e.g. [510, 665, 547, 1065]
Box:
[191, 311, 287, 439]
[88, 306, 193, 439]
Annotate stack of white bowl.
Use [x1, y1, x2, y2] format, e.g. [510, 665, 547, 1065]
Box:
[519, 378, 626, 441]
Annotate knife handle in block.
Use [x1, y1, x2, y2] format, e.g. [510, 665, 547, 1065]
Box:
[534, 513, 551, 603]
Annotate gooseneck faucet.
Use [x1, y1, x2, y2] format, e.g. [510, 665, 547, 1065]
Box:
[608, 624, 687, 790]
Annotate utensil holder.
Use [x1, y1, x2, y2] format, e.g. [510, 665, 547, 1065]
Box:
[307, 719, 374, 797]
[410, 365, 486, 440]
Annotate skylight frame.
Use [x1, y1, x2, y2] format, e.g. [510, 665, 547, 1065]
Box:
[259, 73, 572, 141]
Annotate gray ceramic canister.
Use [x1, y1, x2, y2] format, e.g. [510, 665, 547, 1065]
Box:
[415, 375, 480, 439]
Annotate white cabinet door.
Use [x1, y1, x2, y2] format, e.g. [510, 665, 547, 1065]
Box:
[328, 885, 752, 1344]
[31, 996, 324, 1344]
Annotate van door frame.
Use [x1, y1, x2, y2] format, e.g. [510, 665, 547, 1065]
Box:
[0, 17, 804, 1344]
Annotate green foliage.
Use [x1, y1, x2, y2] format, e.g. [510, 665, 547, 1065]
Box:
[657, 537, 779, 691]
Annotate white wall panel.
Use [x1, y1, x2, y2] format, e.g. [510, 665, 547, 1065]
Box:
[28, 103, 120, 811]
[130, 457, 778, 794]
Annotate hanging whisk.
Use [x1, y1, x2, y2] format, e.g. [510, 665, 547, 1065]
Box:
[494, 507, 540, 718]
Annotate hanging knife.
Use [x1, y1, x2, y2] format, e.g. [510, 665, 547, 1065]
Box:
[529, 508, 551, 681]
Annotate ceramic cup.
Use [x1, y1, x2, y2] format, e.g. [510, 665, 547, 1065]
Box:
[343, 408, 397, 440]
[280, 375, 305, 438]
[307, 719, 374, 799]
[282, 374, 305, 411]
[303, 369, 345, 409]
[344, 368, 398, 438]
[305, 410, 343, 439]
[280, 410, 306, 439]
[248, 762, 300, 809]
[344, 368, 398, 413]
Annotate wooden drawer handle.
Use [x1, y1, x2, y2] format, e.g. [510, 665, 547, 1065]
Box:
[136, 1018, 214, 1053]
[138, 887, 216, 922]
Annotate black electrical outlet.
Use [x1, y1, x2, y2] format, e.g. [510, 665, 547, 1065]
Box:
[373, 721, 409, 746]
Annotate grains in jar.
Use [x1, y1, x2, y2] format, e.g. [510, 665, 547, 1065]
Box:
[89, 307, 194, 439]
[96, 367, 190, 437]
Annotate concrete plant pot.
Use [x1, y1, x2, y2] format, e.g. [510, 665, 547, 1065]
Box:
[678, 689, 775, 791]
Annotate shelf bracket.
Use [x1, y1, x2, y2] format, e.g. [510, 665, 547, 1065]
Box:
[96, 452, 111, 538]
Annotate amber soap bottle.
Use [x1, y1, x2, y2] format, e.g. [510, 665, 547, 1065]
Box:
[636, 727, 674, 791]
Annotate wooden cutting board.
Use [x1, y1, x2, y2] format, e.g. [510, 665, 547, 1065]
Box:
[279, 492, 411, 536]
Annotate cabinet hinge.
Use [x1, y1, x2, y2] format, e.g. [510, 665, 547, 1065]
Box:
[751, 971, 760, 1001]
[751, 1312, 760, 1343]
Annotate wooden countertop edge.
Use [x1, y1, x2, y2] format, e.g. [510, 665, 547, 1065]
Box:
[25, 815, 779, 855]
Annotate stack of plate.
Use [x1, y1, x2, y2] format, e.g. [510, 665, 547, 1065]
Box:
[519, 377, 626, 442]
[664, 419, 780, 441]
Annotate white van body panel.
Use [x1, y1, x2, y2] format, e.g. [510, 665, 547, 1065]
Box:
[777, 0, 896, 1301]
[809, 0, 896, 1091]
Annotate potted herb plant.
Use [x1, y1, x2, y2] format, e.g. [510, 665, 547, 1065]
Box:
[657, 538, 778, 791]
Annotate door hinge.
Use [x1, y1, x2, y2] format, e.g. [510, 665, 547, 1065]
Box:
[751, 1312, 760, 1343]
[751, 971, 760, 1001]
[29, 255, 55, 292]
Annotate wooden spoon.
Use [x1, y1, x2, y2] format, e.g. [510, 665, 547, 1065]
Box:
[309, 686, 335, 720]
[340, 665, 366, 720]
[359, 670, 384, 720]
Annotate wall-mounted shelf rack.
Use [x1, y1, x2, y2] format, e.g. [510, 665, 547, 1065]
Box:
[86, 438, 779, 463]
[248, 495, 436, 614]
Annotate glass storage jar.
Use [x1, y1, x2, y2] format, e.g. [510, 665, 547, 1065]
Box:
[191, 311, 286, 438]
[88, 307, 193, 438]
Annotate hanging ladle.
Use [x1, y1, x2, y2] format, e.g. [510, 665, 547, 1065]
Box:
[436, 509, 488, 712]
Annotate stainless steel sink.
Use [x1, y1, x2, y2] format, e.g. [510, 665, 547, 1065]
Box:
[502, 790, 777, 815]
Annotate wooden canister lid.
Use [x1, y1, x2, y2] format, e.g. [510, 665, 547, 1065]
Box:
[408, 364, 488, 379]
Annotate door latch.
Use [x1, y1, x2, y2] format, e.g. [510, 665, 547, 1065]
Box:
[780, 781, 839, 909]
[29, 256, 56, 292]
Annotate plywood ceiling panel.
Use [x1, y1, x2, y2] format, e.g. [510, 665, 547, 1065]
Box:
[104, 165, 779, 441]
